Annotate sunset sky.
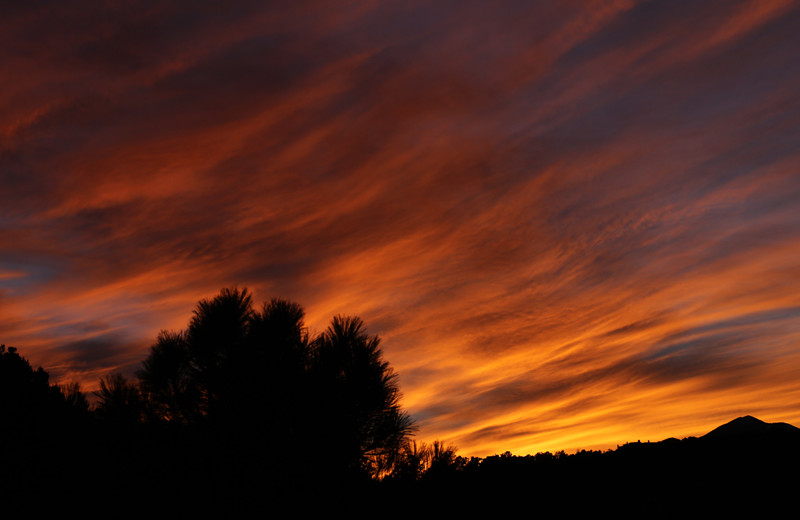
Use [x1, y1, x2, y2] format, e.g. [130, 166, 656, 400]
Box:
[2, 0, 800, 456]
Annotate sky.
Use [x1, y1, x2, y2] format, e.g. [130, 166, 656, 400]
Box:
[2, 0, 800, 456]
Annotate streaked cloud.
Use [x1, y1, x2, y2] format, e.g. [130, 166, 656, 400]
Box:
[2, 0, 799, 455]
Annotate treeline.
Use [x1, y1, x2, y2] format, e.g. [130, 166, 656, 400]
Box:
[383, 437, 800, 514]
[1, 288, 462, 504]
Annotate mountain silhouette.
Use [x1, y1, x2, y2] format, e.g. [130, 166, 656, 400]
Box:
[702, 415, 800, 439]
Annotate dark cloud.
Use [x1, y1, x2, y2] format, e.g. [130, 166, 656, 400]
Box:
[56, 335, 134, 370]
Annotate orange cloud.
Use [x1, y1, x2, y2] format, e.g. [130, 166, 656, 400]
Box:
[1, 1, 799, 455]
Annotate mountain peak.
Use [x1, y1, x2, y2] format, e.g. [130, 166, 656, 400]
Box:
[702, 415, 800, 439]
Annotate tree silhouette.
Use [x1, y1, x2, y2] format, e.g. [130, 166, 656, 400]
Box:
[94, 373, 145, 423]
[309, 315, 415, 477]
[390, 440, 430, 481]
[136, 287, 415, 480]
[249, 298, 309, 381]
[387, 440, 460, 482]
[244, 298, 311, 444]
[60, 381, 90, 413]
[138, 330, 198, 424]
[0, 344, 93, 499]
[0, 344, 88, 433]
[185, 286, 253, 421]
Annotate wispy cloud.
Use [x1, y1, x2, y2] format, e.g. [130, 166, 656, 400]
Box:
[2, 0, 799, 455]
